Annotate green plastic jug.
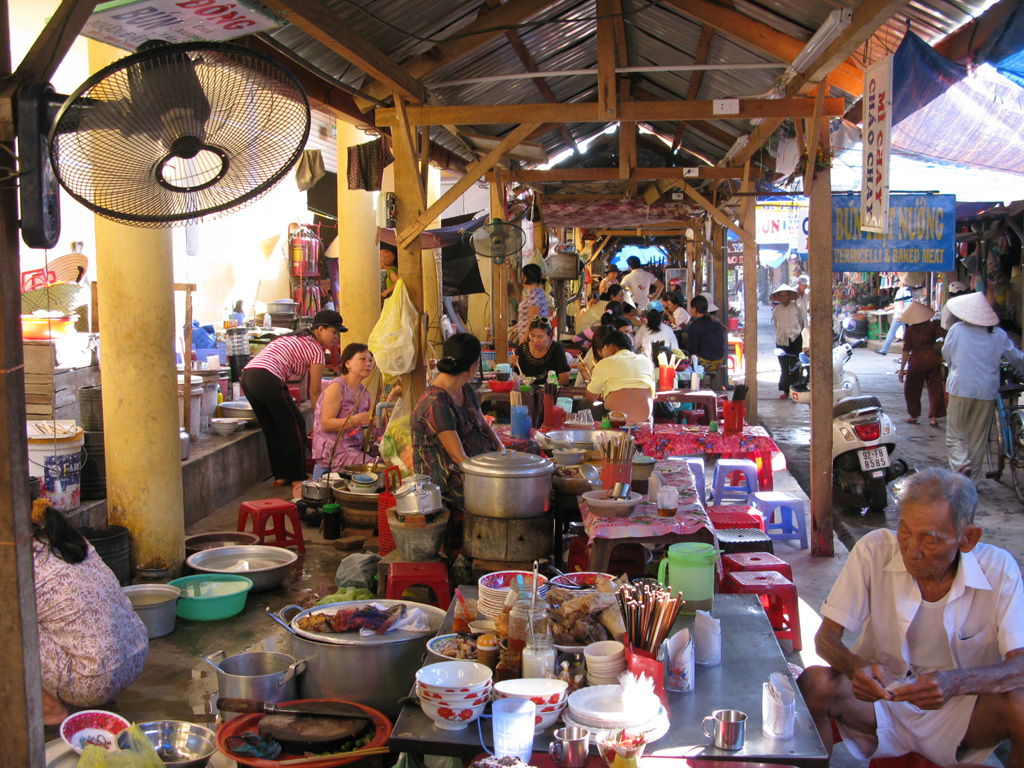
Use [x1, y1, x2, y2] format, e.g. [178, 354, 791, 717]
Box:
[656, 542, 719, 613]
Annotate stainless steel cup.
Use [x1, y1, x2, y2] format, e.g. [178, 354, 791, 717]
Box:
[548, 726, 590, 768]
[702, 709, 746, 750]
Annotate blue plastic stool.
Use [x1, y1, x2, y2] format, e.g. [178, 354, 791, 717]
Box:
[683, 457, 706, 505]
[748, 491, 808, 549]
[711, 458, 760, 505]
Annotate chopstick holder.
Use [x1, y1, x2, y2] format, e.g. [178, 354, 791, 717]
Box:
[624, 634, 668, 707]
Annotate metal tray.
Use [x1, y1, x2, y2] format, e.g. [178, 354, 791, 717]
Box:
[268, 599, 445, 646]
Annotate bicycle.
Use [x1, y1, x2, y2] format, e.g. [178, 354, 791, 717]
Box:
[983, 365, 1024, 502]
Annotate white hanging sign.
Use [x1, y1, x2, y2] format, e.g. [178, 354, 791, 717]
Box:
[861, 55, 893, 234]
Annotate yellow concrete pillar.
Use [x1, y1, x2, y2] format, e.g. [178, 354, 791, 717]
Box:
[88, 40, 184, 572]
[336, 121, 381, 345]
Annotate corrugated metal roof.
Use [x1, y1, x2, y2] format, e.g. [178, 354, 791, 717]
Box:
[261, 0, 1009, 175]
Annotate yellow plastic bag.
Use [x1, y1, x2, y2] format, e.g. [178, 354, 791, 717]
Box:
[368, 278, 418, 377]
[77, 725, 163, 767]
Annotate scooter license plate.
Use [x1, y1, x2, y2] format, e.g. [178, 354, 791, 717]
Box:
[858, 447, 890, 471]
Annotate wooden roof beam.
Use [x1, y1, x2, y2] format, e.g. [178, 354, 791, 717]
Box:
[260, 0, 427, 102]
[360, 0, 560, 106]
[597, 0, 618, 120]
[376, 96, 844, 127]
[670, 24, 714, 154]
[485, 166, 762, 182]
[660, 0, 863, 96]
[675, 178, 756, 246]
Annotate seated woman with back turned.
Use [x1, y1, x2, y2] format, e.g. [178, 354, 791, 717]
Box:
[583, 329, 656, 424]
[32, 497, 148, 724]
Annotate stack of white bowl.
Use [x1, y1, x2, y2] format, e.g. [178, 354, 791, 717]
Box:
[477, 571, 549, 620]
[415, 661, 492, 731]
[492, 678, 569, 731]
[584, 640, 627, 685]
[565, 684, 662, 732]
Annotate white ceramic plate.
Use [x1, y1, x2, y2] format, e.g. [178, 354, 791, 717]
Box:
[567, 685, 661, 728]
[560, 705, 669, 745]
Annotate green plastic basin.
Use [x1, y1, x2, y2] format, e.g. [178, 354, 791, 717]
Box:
[168, 573, 253, 621]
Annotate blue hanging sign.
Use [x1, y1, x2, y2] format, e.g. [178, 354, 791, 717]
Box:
[832, 193, 956, 272]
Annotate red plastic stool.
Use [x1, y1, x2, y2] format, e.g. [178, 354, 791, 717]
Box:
[385, 561, 452, 610]
[237, 498, 305, 553]
[707, 504, 765, 532]
[725, 570, 801, 650]
[722, 552, 793, 580]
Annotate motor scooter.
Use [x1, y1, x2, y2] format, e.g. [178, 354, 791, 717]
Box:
[785, 342, 909, 513]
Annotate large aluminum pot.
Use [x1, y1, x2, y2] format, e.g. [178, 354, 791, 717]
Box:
[205, 649, 304, 721]
[266, 599, 445, 718]
[301, 479, 331, 503]
[461, 450, 554, 519]
[394, 476, 442, 516]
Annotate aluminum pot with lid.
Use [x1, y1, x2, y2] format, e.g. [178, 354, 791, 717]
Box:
[301, 479, 331, 503]
[461, 450, 554, 519]
[393, 476, 442, 515]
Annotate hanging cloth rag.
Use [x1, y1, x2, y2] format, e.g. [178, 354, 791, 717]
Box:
[347, 137, 393, 191]
[295, 148, 326, 191]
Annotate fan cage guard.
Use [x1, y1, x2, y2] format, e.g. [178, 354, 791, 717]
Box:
[470, 221, 527, 262]
[49, 42, 310, 227]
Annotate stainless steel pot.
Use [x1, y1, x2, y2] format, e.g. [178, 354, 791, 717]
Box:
[301, 479, 331, 503]
[205, 649, 304, 721]
[393, 476, 442, 516]
[461, 450, 554, 519]
[266, 599, 445, 717]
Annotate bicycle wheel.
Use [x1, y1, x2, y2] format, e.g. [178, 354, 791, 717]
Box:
[1009, 412, 1024, 503]
[985, 409, 1005, 480]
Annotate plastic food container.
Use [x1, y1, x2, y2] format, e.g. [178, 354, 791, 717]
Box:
[168, 574, 253, 621]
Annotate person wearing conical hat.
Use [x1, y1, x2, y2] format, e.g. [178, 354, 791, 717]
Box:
[770, 284, 804, 399]
[897, 302, 945, 427]
[942, 292, 1024, 481]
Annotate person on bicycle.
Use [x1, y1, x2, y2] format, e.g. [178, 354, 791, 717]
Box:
[942, 292, 1024, 482]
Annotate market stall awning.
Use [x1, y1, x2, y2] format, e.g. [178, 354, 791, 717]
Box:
[890, 32, 1024, 176]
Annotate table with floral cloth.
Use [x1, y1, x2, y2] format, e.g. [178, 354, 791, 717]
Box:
[580, 458, 715, 571]
[632, 423, 785, 491]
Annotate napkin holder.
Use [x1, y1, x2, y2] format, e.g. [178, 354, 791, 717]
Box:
[623, 635, 668, 707]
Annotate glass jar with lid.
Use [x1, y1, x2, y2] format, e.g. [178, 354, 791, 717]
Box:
[522, 632, 556, 678]
[508, 599, 548, 653]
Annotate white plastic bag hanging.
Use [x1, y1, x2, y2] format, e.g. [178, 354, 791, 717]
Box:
[368, 278, 418, 376]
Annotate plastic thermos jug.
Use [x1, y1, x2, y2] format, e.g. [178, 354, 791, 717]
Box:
[657, 542, 720, 613]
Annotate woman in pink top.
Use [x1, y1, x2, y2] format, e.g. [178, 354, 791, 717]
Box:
[32, 498, 148, 725]
[241, 310, 345, 494]
[312, 344, 378, 477]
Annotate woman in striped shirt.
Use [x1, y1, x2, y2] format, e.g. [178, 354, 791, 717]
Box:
[241, 310, 345, 494]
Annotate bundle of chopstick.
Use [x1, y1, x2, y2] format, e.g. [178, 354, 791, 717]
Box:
[597, 431, 635, 461]
[616, 581, 683, 654]
[510, 389, 522, 407]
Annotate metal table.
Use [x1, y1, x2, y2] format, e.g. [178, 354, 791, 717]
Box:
[388, 592, 827, 767]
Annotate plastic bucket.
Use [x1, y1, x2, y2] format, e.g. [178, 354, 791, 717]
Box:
[82, 525, 131, 585]
[27, 425, 85, 512]
[124, 584, 180, 638]
[722, 400, 746, 433]
[657, 542, 719, 613]
[177, 384, 202, 442]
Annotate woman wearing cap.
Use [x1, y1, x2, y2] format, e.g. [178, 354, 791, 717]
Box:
[311, 343, 395, 478]
[510, 316, 571, 385]
[515, 263, 552, 343]
[940, 280, 969, 330]
[241, 309, 345, 494]
[771, 284, 805, 398]
[897, 302, 945, 427]
[942, 293, 1024, 480]
[412, 333, 504, 513]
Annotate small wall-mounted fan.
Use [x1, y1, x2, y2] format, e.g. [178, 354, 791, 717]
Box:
[469, 218, 526, 265]
[17, 40, 310, 247]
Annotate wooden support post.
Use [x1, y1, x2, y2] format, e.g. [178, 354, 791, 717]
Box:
[808, 163, 834, 556]
[491, 183, 510, 362]
[741, 169, 758, 423]
[392, 96, 427, 405]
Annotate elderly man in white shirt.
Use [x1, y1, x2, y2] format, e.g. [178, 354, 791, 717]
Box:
[798, 468, 1024, 767]
[941, 292, 1024, 481]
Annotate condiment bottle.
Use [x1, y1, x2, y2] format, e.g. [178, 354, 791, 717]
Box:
[522, 632, 556, 678]
[476, 633, 499, 671]
[509, 599, 548, 654]
[494, 644, 521, 682]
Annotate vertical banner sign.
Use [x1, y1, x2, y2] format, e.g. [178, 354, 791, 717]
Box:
[862, 56, 893, 234]
[833, 193, 956, 272]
